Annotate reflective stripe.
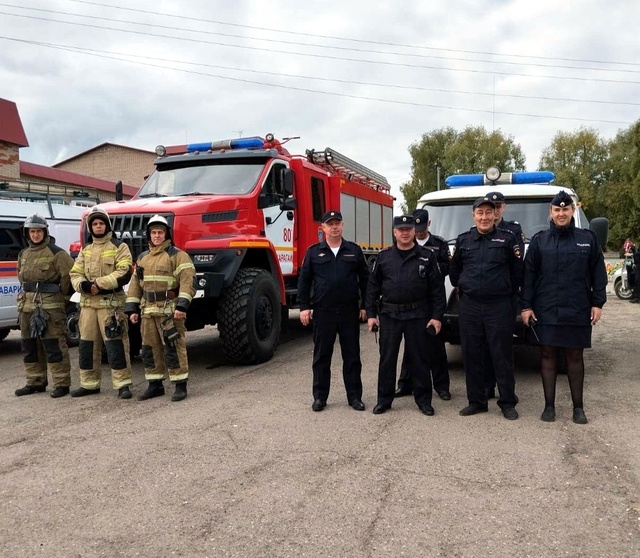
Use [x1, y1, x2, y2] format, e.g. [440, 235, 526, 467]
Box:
[169, 372, 188, 382]
[174, 262, 195, 276]
[145, 372, 165, 381]
[125, 296, 141, 304]
[70, 263, 84, 274]
[178, 292, 193, 302]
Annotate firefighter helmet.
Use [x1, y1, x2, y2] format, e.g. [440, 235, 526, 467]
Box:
[146, 214, 171, 240]
[86, 206, 112, 233]
[23, 214, 49, 230]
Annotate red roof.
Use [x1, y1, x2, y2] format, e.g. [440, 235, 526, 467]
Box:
[20, 161, 138, 197]
[0, 98, 29, 147]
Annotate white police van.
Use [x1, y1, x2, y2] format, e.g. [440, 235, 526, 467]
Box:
[0, 199, 86, 343]
[416, 168, 608, 344]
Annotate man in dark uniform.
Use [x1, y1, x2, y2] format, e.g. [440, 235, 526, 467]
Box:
[298, 210, 370, 412]
[482, 191, 526, 399]
[366, 215, 446, 416]
[395, 208, 452, 400]
[449, 197, 524, 420]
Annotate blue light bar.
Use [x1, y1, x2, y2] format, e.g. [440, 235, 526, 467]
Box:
[186, 137, 265, 152]
[445, 170, 556, 188]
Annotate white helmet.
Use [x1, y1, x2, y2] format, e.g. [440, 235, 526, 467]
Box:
[146, 214, 171, 240]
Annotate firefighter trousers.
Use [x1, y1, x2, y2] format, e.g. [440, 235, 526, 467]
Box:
[19, 309, 71, 388]
[140, 315, 188, 383]
[77, 307, 132, 390]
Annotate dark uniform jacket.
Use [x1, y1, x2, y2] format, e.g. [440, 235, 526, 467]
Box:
[365, 244, 445, 321]
[423, 234, 451, 277]
[450, 226, 523, 299]
[298, 239, 369, 311]
[520, 219, 607, 326]
[497, 218, 525, 253]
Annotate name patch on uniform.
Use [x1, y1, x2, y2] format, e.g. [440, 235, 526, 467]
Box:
[491, 238, 506, 243]
[418, 257, 430, 261]
[576, 243, 591, 247]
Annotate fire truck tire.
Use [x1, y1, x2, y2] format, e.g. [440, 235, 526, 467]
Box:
[0, 328, 10, 341]
[65, 304, 80, 348]
[218, 267, 281, 364]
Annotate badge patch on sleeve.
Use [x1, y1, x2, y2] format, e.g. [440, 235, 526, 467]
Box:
[514, 245, 522, 259]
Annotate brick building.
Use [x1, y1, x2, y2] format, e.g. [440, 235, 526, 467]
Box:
[0, 98, 138, 203]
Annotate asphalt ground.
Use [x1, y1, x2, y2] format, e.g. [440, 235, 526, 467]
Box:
[0, 278, 638, 557]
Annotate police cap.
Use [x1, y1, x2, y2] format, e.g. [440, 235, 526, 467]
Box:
[412, 209, 429, 232]
[472, 197, 496, 210]
[551, 190, 573, 207]
[485, 191, 506, 203]
[393, 215, 415, 228]
[321, 210, 342, 223]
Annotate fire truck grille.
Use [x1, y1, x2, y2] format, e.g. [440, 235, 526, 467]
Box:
[111, 213, 174, 260]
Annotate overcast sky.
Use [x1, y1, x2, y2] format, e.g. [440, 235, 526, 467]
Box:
[1, 0, 638, 208]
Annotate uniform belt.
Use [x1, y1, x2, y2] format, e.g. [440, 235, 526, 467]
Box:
[381, 299, 427, 312]
[143, 290, 177, 302]
[22, 282, 60, 293]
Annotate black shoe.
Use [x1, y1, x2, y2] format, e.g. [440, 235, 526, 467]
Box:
[372, 403, 391, 415]
[394, 387, 412, 397]
[502, 407, 519, 420]
[540, 406, 556, 422]
[50, 387, 70, 398]
[418, 403, 435, 416]
[629, 298, 640, 303]
[70, 387, 100, 397]
[459, 403, 489, 416]
[138, 381, 165, 401]
[15, 384, 47, 396]
[349, 399, 365, 411]
[118, 386, 132, 400]
[573, 407, 588, 424]
[436, 390, 451, 401]
[171, 381, 188, 402]
[311, 399, 326, 412]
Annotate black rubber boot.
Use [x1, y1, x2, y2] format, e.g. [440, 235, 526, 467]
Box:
[138, 380, 165, 401]
[71, 387, 101, 397]
[171, 381, 187, 402]
[118, 386, 132, 400]
[50, 387, 70, 398]
[15, 384, 47, 396]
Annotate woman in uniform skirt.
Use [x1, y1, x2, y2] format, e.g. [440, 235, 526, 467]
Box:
[520, 191, 607, 424]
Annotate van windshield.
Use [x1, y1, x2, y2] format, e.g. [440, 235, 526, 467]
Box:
[138, 160, 266, 198]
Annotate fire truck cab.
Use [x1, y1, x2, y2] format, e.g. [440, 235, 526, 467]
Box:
[93, 135, 394, 364]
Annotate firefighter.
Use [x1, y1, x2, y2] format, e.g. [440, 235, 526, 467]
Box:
[125, 215, 196, 402]
[69, 207, 134, 399]
[14, 214, 74, 398]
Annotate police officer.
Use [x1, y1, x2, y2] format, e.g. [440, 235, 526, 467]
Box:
[366, 215, 446, 415]
[69, 207, 134, 399]
[395, 208, 452, 400]
[14, 214, 74, 398]
[298, 210, 369, 412]
[449, 197, 523, 420]
[483, 191, 526, 399]
[125, 215, 196, 402]
[521, 191, 607, 424]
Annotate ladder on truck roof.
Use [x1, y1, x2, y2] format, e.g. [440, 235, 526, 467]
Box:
[306, 147, 391, 193]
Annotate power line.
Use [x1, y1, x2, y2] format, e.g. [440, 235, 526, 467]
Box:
[1, 9, 640, 86]
[1, 36, 631, 126]
[65, 0, 640, 69]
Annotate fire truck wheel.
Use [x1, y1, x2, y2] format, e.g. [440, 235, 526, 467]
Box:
[219, 268, 281, 364]
[65, 304, 80, 348]
[0, 328, 10, 341]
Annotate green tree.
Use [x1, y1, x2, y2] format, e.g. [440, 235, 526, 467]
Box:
[401, 125, 526, 212]
[538, 128, 611, 219]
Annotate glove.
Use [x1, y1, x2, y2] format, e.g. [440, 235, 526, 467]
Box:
[81, 281, 92, 293]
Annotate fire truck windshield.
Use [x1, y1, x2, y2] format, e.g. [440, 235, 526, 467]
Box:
[137, 160, 266, 198]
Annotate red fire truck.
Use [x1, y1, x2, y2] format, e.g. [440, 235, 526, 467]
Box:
[90, 134, 394, 364]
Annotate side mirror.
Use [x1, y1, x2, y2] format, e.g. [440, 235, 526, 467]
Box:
[115, 180, 123, 201]
[280, 198, 296, 211]
[282, 169, 294, 196]
[589, 217, 609, 251]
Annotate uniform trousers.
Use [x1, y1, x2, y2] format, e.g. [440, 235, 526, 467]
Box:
[19, 309, 71, 388]
[141, 315, 189, 383]
[77, 306, 132, 390]
[377, 314, 432, 407]
[459, 294, 517, 409]
[482, 293, 518, 395]
[311, 307, 363, 402]
[397, 333, 449, 393]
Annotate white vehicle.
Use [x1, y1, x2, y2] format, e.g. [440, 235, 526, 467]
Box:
[0, 198, 85, 343]
[416, 168, 608, 343]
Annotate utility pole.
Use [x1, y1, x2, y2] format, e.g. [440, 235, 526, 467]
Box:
[436, 165, 441, 191]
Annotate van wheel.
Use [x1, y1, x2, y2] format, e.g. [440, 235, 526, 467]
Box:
[65, 305, 80, 347]
[614, 278, 633, 300]
[0, 328, 10, 341]
[218, 268, 281, 364]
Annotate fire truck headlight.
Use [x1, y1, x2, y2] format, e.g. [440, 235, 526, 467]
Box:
[198, 278, 207, 288]
[486, 167, 501, 182]
[155, 145, 167, 156]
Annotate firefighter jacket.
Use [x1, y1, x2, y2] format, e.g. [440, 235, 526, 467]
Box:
[70, 232, 133, 308]
[17, 237, 74, 313]
[124, 239, 196, 317]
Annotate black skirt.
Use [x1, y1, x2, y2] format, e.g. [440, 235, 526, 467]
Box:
[536, 324, 592, 349]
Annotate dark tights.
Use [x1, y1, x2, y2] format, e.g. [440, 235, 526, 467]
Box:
[540, 346, 585, 408]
